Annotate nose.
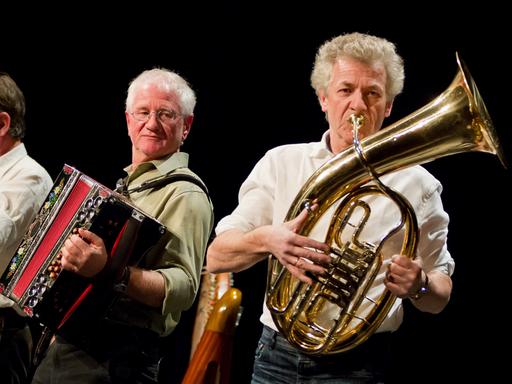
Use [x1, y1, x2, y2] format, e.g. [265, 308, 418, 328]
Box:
[349, 90, 368, 114]
[144, 111, 161, 129]
[147, 111, 160, 122]
[138, 115, 159, 134]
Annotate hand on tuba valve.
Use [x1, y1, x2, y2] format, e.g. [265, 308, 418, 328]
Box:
[268, 205, 331, 285]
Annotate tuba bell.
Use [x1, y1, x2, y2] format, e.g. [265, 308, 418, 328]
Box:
[265, 53, 506, 355]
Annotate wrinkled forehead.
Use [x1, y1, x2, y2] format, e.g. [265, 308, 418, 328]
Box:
[131, 84, 180, 108]
[330, 57, 387, 87]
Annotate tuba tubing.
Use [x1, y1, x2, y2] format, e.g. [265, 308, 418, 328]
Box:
[266, 53, 506, 355]
[287, 53, 504, 227]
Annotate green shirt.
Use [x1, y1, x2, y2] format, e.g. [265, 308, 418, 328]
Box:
[107, 152, 213, 336]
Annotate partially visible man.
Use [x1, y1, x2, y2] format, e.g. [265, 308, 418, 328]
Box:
[0, 72, 53, 384]
[31, 68, 214, 383]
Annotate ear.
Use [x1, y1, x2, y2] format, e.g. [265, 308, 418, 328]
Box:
[318, 91, 328, 112]
[384, 99, 394, 118]
[0, 112, 11, 137]
[182, 115, 194, 141]
[125, 111, 134, 136]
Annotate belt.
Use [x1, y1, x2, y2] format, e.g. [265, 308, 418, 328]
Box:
[262, 324, 392, 359]
[0, 307, 28, 330]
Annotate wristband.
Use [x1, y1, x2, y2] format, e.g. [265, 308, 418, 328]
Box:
[410, 271, 429, 301]
[113, 266, 131, 293]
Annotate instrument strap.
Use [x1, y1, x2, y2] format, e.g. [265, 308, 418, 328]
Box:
[117, 171, 211, 202]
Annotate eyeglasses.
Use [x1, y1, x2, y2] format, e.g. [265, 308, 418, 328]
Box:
[130, 109, 182, 124]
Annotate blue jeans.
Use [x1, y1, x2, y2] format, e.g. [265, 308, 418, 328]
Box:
[251, 326, 391, 384]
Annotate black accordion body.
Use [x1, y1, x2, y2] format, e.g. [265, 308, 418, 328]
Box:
[0, 164, 166, 331]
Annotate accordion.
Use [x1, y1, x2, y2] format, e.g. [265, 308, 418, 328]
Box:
[0, 164, 166, 331]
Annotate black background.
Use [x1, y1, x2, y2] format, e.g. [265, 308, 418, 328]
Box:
[3, 2, 511, 383]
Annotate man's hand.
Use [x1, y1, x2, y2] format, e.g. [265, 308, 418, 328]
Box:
[384, 254, 423, 298]
[60, 228, 108, 278]
[268, 206, 331, 284]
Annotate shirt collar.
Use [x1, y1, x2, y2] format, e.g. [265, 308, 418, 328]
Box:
[0, 142, 26, 174]
[310, 131, 333, 159]
[124, 151, 190, 181]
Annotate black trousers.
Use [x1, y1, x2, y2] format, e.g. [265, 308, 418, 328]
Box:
[0, 308, 32, 384]
[31, 322, 160, 384]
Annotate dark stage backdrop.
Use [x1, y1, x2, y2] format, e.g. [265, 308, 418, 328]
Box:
[3, 3, 510, 383]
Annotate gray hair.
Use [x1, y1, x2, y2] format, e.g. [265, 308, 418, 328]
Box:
[311, 32, 404, 100]
[0, 72, 26, 139]
[125, 68, 196, 116]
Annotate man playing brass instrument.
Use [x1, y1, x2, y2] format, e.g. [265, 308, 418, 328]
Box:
[207, 32, 454, 382]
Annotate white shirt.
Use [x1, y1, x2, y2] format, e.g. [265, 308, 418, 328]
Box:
[0, 143, 53, 309]
[216, 132, 454, 333]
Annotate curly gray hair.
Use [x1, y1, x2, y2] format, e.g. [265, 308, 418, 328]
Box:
[311, 32, 404, 100]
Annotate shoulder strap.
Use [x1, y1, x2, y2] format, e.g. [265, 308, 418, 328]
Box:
[128, 173, 211, 201]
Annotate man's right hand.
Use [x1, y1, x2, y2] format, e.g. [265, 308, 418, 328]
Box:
[266, 206, 331, 284]
[60, 228, 108, 278]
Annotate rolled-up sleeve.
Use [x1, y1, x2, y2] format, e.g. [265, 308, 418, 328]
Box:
[157, 189, 213, 318]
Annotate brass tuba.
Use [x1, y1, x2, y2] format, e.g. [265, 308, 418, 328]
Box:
[265, 53, 506, 355]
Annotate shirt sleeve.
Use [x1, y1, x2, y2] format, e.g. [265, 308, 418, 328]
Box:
[156, 187, 214, 333]
[416, 182, 455, 276]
